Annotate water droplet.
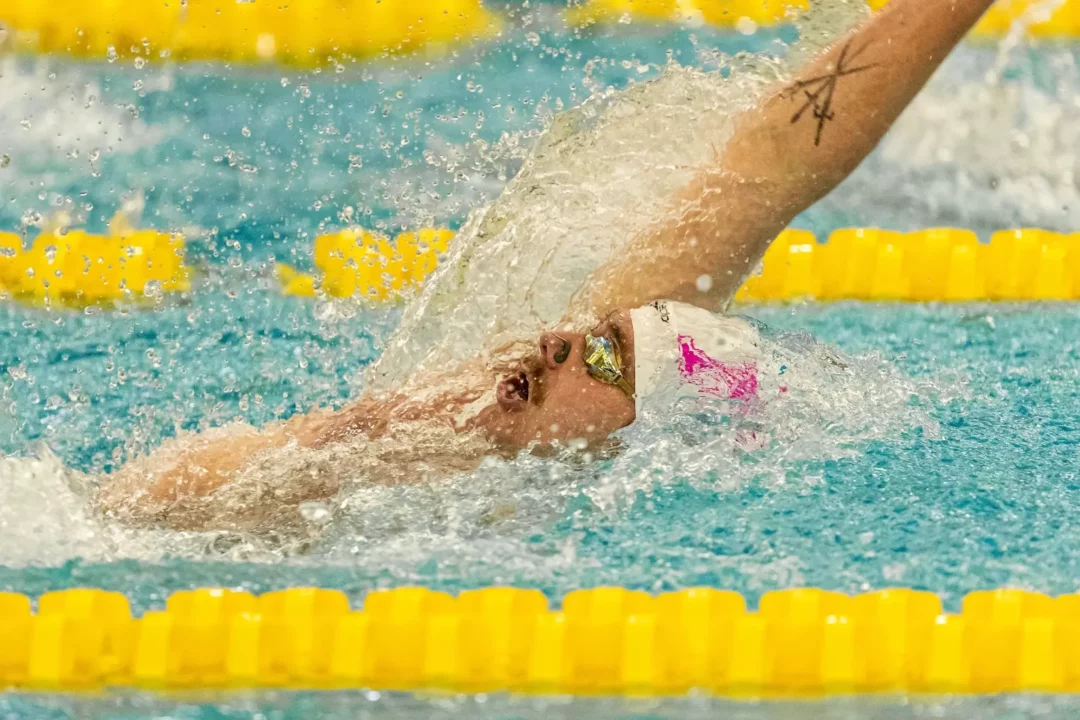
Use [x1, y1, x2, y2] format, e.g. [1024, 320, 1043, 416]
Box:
[241, 126, 251, 137]
[735, 16, 757, 35]
[696, 274, 713, 293]
[133, 56, 146, 69]
[299, 502, 332, 525]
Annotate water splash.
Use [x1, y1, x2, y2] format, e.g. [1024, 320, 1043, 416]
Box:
[367, 1, 867, 392]
[0, 1, 992, 573]
[0, 58, 163, 164]
[815, 41, 1080, 234]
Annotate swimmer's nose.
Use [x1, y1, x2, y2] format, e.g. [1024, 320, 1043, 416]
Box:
[539, 332, 572, 369]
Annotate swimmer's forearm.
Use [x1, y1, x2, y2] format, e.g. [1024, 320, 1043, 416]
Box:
[587, 0, 995, 314]
[713, 0, 997, 282]
[729, 0, 996, 211]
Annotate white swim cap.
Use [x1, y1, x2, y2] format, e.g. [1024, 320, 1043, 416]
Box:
[629, 300, 761, 414]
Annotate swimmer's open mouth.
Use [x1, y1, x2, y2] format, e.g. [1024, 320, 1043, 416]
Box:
[497, 370, 531, 410]
[508, 371, 529, 401]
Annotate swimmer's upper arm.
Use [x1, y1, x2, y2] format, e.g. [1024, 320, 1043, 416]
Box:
[584, 0, 995, 317]
[91, 397, 397, 530]
[90, 423, 291, 525]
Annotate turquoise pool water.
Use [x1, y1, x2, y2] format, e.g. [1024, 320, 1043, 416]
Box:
[7, 691, 1080, 719]
[4, 298, 1080, 607]
[3, 10, 1080, 718]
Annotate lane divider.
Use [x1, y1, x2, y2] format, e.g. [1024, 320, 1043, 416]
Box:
[0, 228, 189, 308]
[570, 0, 1080, 39]
[3, 224, 1077, 308]
[735, 227, 1080, 302]
[276, 227, 453, 302]
[281, 225, 1080, 304]
[2, 586, 1080, 694]
[566, 0, 810, 29]
[1, 0, 1076, 69]
[0, 0, 501, 66]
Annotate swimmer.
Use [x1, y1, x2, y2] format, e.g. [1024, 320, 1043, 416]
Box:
[92, 0, 996, 532]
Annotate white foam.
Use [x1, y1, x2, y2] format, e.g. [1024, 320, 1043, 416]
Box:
[821, 44, 1080, 233]
[1, 1, 998, 569]
[0, 57, 163, 163]
[0, 447, 295, 567]
[0, 449, 123, 565]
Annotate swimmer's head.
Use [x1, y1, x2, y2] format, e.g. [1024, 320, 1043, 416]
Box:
[473, 301, 760, 451]
[474, 309, 637, 449]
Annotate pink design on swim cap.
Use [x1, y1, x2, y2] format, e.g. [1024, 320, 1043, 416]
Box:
[677, 334, 758, 401]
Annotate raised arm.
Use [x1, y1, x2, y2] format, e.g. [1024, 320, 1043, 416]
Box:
[586, 0, 996, 315]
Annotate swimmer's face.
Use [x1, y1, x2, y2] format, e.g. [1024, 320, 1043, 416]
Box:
[476, 310, 636, 450]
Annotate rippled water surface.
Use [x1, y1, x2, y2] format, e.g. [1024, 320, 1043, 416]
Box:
[8, 690, 1080, 719]
[4, 298, 1080, 606]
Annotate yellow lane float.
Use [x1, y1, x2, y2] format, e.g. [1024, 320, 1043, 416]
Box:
[279, 225, 1079, 304]
[735, 227, 1080, 302]
[0, 0, 502, 65]
[570, 0, 1080, 38]
[0, 223, 190, 308]
[566, 0, 809, 29]
[2, 0, 1078, 67]
[277, 227, 453, 301]
[5, 586, 1080, 694]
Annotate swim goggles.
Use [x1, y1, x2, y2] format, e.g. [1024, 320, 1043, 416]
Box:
[583, 334, 634, 398]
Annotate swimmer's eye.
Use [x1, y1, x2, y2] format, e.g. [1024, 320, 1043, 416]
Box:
[588, 321, 619, 353]
[584, 333, 633, 398]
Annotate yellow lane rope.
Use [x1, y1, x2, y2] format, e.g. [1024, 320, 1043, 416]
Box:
[0, 0, 502, 66]
[3, 224, 1077, 308]
[1, 586, 1077, 694]
[3, 0, 1075, 69]
[279, 225, 1080, 303]
[569, 0, 1080, 39]
[735, 227, 1080, 302]
[0, 229, 189, 308]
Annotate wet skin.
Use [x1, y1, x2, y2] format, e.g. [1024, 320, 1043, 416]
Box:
[472, 309, 637, 449]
